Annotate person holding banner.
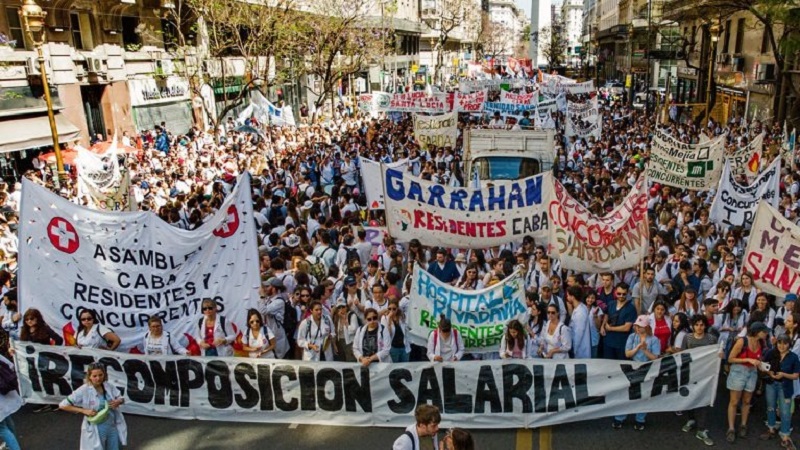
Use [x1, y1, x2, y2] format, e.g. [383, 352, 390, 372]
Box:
[194, 298, 234, 357]
[383, 299, 411, 363]
[241, 309, 277, 359]
[539, 304, 572, 360]
[76, 309, 121, 351]
[455, 263, 484, 291]
[332, 304, 358, 362]
[612, 315, 661, 430]
[353, 307, 391, 365]
[297, 301, 335, 361]
[499, 319, 531, 359]
[59, 363, 127, 450]
[142, 316, 188, 356]
[427, 316, 464, 362]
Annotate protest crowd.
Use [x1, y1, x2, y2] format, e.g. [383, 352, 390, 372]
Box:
[0, 73, 799, 450]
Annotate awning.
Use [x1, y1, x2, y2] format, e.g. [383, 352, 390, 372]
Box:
[0, 113, 81, 153]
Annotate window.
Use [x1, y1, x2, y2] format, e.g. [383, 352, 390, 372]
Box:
[761, 27, 769, 54]
[122, 16, 140, 49]
[734, 18, 744, 54]
[5, 7, 24, 49]
[70, 12, 93, 50]
[721, 19, 731, 54]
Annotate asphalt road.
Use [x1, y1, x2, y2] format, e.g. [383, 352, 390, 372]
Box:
[7, 379, 778, 449]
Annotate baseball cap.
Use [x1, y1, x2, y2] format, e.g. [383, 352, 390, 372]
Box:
[344, 275, 357, 286]
[634, 315, 650, 328]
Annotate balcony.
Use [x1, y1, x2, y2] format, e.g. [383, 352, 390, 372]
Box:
[0, 85, 63, 118]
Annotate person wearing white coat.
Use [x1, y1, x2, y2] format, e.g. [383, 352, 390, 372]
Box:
[353, 308, 392, 364]
[0, 354, 22, 450]
[498, 319, 532, 359]
[297, 301, 336, 361]
[59, 363, 128, 450]
[382, 299, 412, 362]
[194, 298, 234, 357]
[426, 316, 464, 362]
[567, 286, 592, 359]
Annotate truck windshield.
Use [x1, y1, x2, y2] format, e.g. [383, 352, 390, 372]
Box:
[473, 157, 540, 180]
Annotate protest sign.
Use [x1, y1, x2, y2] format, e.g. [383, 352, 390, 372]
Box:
[15, 342, 721, 428]
[362, 158, 408, 209]
[414, 112, 458, 150]
[743, 202, 800, 296]
[76, 145, 135, 212]
[455, 90, 487, 112]
[565, 97, 601, 140]
[350, 225, 386, 258]
[547, 175, 649, 272]
[483, 102, 537, 116]
[646, 129, 726, 191]
[710, 157, 780, 229]
[726, 133, 764, 182]
[389, 91, 453, 113]
[383, 167, 552, 248]
[18, 173, 260, 351]
[565, 80, 595, 95]
[459, 78, 529, 93]
[407, 265, 526, 352]
[500, 89, 537, 106]
[357, 91, 393, 115]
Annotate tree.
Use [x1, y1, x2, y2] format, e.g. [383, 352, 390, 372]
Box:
[157, 0, 297, 133]
[293, 0, 387, 122]
[422, 0, 477, 83]
[532, 21, 568, 69]
[476, 20, 512, 61]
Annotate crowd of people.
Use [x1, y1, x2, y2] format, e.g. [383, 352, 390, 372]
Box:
[0, 81, 797, 450]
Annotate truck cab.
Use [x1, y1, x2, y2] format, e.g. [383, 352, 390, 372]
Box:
[464, 129, 555, 182]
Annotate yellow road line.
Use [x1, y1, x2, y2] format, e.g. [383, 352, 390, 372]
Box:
[516, 427, 534, 450]
[539, 426, 552, 450]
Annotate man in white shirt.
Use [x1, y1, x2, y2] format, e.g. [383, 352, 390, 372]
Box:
[392, 405, 441, 450]
[489, 112, 505, 129]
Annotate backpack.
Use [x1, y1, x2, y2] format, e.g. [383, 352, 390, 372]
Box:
[0, 360, 18, 395]
[343, 247, 360, 268]
[432, 328, 460, 355]
[280, 297, 299, 342]
[307, 255, 327, 284]
[198, 316, 228, 337]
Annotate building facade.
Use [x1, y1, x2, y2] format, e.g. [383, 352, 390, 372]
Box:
[561, 0, 583, 67]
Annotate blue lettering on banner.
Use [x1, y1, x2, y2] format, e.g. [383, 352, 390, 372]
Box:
[385, 169, 544, 212]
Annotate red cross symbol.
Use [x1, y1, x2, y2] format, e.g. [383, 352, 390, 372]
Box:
[47, 217, 79, 254]
[213, 205, 239, 238]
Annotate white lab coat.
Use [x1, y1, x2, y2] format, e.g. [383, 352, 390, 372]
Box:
[59, 382, 128, 450]
[352, 323, 392, 363]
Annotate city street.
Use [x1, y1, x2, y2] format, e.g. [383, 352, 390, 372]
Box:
[9, 378, 770, 449]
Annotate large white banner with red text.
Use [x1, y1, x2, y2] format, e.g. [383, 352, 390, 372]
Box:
[383, 167, 552, 248]
[744, 202, 800, 296]
[18, 174, 260, 351]
[546, 175, 649, 272]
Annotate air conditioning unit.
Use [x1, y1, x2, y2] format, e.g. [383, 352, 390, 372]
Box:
[85, 57, 104, 74]
[716, 53, 730, 64]
[731, 57, 745, 72]
[756, 63, 776, 82]
[25, 57, 51, 76]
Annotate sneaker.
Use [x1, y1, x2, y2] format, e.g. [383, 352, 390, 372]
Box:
[696, 430, 714, 446]
[675, 411, 684, 416]
[612, 420, 623, 430]
[682, 419, 697, 432]
[761, 429, 777, 440]
[633, 422, 645, 431]
[727, 429, 736, 443]
[784, 440, 798, 450]
[738, 426, 747, 438]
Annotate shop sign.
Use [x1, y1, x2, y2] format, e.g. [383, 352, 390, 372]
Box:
[129, 76, 190, 106]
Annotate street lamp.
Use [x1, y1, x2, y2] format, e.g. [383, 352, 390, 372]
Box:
[20, 0, 67, 184]
[704, 21, 721, 126]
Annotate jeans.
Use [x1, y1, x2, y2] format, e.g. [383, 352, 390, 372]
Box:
[614, 412, 647, 424]
[390, 347, 409, 363]
[603, 343, 627, 360]
[765, 382, 793, 438]
[0, 416, 20, 450]
[97, 416, 120, 450]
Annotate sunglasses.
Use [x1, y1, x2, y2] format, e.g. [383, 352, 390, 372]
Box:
[366, 317, 378, 321]
[616, 292, 627, 296]
[249, 320, 261, 324]
[547, 311, 558, 315]
[202, 306, 215, 311]
[80, 317, 93, 322]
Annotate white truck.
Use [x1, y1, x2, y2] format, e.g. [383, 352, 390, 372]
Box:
[464, 129, 555, 182]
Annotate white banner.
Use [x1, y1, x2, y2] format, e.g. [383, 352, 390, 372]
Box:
[547, 175, 649, 272]
[483, 102, 537, 116]
[362, 159, 407, 210]
[565, 97, 601, 140]
[407, 265, 526, 353]
[455, 90, 487, 112]
[389, 92, 453, 114]
[459, 78, 530, 93]
[646, 129, 726, 191]
[19, 174, 260, 351]
[15, 342, 721, 428]
[500, 90, 537, 106]
[414, 112, 458, 150]
[75, 144, 135, 212]
[710, 157, 780, 229]
[744, 202, 800, 297]
[383, 168, 552, 248]
[726, 133, 764, 182]
[565, 80, 595, 95]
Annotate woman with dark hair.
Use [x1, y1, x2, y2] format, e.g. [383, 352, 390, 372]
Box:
[383, 298, 411, 363]
[751, 292, 776, 331]
[680, 314, 719, 445]
[241, 309, 276, 359]
[467, 249, 489, 276]
[440, 428, 475, 450]
[725, 321, 770, 443]
[647, 301, 672, 354]
[499, 319, 531, 359]
[456, 263, 484, 290]
[666, 312, 690, 355]
[693, 258, 713, 299]
[76, 309, 120, 351]
[539, 303, 571, 359]
[19, 308, 64, 345]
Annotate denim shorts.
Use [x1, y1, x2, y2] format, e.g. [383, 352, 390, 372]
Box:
[726, 364, 758, 392]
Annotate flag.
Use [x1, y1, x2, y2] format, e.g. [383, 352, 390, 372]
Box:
[62, 322, 77, 346]
[747, 152, 760, 173]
